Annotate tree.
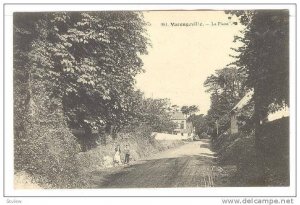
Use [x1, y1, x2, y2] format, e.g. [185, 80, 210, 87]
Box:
[169, 104, 180, 112]
[181, 106, 189, 115]
[204, 67, 247, 136]
[14, 11, 150, 151]
[228, 10, 289, 184]
[14, 13, 86, 187]
[138, 97, 176, 133]
[188, 114, 209, 137]
[181, 105, 199, 117]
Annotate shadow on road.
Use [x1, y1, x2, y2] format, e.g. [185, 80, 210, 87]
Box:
[86, 140, 236, 188]
[89, 154, 228, 188]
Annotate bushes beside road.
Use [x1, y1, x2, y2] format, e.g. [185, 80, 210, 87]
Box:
[15, 123, 183, 189]
[213, 117, 289, 186]
[14, 80, 88, 189]
[76, 126, 184, 174]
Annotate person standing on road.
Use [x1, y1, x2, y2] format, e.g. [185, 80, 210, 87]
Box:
[124, 144, 130, 165]
[113, 144, 122, 166]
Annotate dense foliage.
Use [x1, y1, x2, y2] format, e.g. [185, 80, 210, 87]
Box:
[181, 105, 199, 117]
[227, 10, 289, 182]
[203, 10, 288, 140]
[121, 90, 176, 134]
[204, 67, 248, 135]
[228, 10, 289, 116]
[187, 114, 209, 137]
[14, 11, 157, 187]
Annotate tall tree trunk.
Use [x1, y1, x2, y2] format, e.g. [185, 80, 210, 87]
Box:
[253, 88, 268, 185]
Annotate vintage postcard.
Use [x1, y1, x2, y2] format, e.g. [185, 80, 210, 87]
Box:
[2, 2, 297, 203]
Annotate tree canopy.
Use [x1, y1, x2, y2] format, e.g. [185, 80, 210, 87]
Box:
[225, 10, 289, 183]
[14, 11, 150, 150]
[228, 10, 289, 114]
[181, 105, 199, 117]
[204, 67, 247, 134]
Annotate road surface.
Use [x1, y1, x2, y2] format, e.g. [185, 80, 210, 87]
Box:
[88, 139, 230, 188]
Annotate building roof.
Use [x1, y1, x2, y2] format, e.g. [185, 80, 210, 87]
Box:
[231, 90, 254, 113]
[231, 89, 289, 117]
[268, 105, 289, 121]
[170, 112, 187, 120]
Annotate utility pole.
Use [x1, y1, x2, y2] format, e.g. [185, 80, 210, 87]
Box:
[215, 120, 219, 136]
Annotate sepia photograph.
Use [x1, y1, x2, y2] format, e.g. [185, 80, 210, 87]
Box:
[12, 9, 290, 190]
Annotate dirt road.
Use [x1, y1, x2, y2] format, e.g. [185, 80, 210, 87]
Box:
[89, 139, 231, 188]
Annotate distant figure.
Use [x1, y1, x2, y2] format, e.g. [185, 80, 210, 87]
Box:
[124, 144, 130, 165]
[113, 145, 122, 166]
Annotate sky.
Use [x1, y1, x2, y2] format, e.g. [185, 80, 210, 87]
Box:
[135, 11, 244, 114]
